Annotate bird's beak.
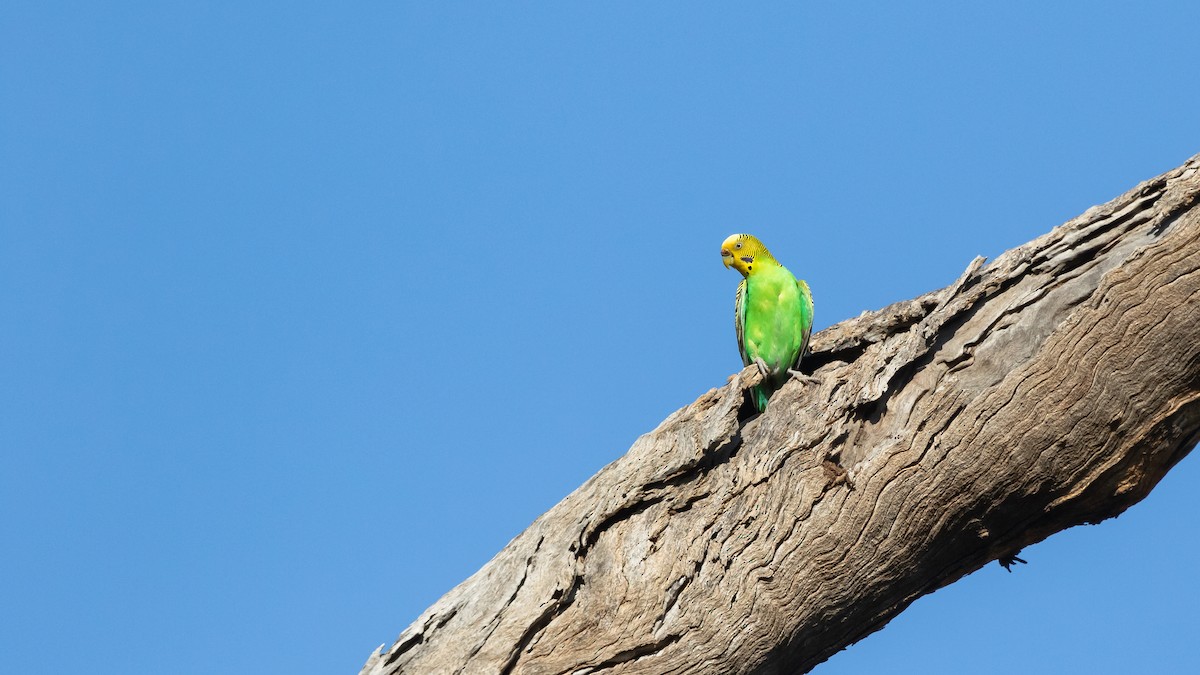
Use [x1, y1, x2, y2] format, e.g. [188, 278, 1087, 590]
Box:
[721, 249, 733, 269]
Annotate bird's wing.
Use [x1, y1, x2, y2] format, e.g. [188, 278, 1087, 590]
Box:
[735, 278, 750, 367]
[795, 279, 814, 368]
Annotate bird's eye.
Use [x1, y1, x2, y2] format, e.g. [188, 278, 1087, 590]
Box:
[735, 242, 742, 249]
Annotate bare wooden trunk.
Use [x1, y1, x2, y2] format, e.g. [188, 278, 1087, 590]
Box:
[363, 155, 1200, 675]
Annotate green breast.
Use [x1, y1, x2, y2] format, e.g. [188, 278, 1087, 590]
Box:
[742, 265, 808, 376]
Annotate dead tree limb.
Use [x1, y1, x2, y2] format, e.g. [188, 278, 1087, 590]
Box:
[363, 154, 1200, 675]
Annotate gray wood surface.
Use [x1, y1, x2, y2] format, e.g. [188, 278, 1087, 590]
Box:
[363, 154, 1200, 675]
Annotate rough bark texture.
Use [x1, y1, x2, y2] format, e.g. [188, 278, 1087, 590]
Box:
[363, 155, 1200, 675]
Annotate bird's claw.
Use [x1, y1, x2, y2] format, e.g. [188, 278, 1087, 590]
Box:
[753, 358, 770, 377]
[788, 369, 820, 385]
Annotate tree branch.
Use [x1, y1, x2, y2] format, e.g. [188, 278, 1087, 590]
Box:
[363, 154, 1200, 675]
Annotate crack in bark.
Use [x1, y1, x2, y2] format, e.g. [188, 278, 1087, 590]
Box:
[499, 581, 582, 675]
[454, 537, 545, 672]
[652, 571, 695, 634]
[571, 633, 684, 674]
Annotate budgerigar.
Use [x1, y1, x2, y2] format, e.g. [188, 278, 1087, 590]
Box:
[720, 233, 814, 412]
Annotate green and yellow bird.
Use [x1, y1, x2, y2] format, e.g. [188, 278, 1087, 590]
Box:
[721, 234, 814, 412]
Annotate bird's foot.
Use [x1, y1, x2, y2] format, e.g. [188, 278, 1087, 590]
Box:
[753, 357, 771, 377]
[788, 369, 821, 385]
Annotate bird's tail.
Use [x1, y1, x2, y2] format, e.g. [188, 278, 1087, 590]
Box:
[751, 384, 772, 413]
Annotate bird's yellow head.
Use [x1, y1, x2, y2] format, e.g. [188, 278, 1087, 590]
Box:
[720, 233, 776, 278]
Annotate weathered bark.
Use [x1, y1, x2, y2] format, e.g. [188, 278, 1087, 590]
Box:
[363, 155, 1200, 675]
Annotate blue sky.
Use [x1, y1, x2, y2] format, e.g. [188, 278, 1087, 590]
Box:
[2, 3, 1197, 673]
